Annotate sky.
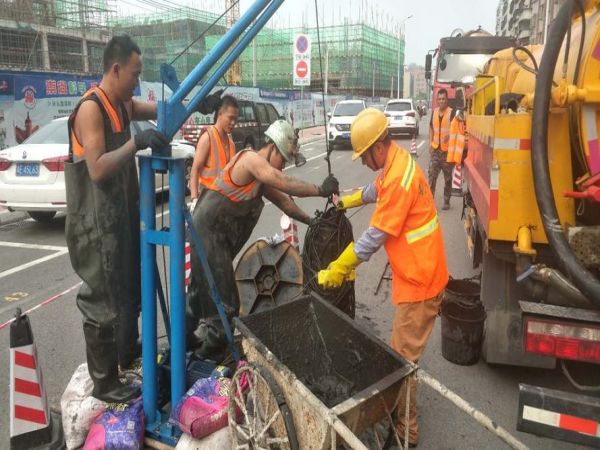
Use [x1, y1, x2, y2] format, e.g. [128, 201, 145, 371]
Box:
[239, 0, 499, 65]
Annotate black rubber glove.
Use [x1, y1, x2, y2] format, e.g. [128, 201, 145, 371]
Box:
[197, 89, 225, 115]
[318, 174, 340, 197]
[134, 129, 170, 151]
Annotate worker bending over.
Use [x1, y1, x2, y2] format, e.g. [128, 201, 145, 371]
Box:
[318, 108, 449, 447]
[187, 119, 339, 362]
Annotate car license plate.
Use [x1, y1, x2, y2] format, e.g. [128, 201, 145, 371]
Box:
[342, 132, 350, 138]
[16, 162, 40, 177]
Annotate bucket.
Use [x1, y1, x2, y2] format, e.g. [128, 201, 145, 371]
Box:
[441, 278, 486, 365]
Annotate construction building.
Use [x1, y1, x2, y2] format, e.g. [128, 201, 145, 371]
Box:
[0, 0, 114, 74]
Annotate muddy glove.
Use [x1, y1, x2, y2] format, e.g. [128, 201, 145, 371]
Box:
[318, 174, 340, 197]
[134, 129, 169, 151]
[318, 242, 360, 289]
[337, 190, 363, 210]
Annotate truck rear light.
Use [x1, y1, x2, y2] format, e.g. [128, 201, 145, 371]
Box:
[406, 111, 416, 117]
[524, 318, 600, 363]
[0, 157, 11, 171]
[42, 155, 69, 172]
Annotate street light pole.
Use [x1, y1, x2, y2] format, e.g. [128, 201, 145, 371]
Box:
[397, 15, 413, 98]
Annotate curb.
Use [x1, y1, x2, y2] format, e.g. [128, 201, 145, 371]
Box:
[0, 210, 29, 227]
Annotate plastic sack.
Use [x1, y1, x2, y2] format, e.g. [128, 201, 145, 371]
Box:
[83, 398, 144, 450]
[170, 362, 247, 439]
[61, 363, 108, 450]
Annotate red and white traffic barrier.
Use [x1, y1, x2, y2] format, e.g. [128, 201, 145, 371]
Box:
[451, 164, 463, 196]
[10, 309, 61, 449]
[410, 137, 417, 157]
[185, 241, 192, 291]
[280, 214, 299, 249]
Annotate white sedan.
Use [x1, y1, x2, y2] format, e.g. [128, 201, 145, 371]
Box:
[0, 117, 194, 222]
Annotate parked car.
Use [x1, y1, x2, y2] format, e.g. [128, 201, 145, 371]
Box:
[0, 117, 195, 222]
[385, 98, 419, 137]
[327, 100, 367, 149]
[181, 100, 281, 150]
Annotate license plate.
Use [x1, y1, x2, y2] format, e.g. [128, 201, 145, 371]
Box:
[342, 132, 350, 138]
[16, 162, 40, 177]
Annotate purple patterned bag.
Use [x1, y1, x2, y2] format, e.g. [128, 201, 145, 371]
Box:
[83, 398, 144, 450]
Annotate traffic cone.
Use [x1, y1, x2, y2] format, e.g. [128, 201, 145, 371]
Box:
[410, 137, 417, 159]
[452, 164, 464, 197]
[280, 214, 299, 249]
[10, 308, 63, 449]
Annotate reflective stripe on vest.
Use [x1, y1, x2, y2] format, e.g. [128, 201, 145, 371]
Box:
[199, 126, 235, 187]
[406, 214, 439, 244]
[211, 150, 261, 202]
[431, 107, 452, 151]
[401, 152, 416, 190]
[447, 118, 465, 164]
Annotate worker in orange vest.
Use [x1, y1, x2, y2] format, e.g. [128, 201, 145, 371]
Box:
[446, 109, 466, 165]
[187, 119, 339, 361]
[318, 108, 449, 447]
[429, 88, 456, 210]
[189, 95, 239, 210]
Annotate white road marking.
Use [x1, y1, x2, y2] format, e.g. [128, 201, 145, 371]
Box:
[418, 141, 425, 149]
[0, 241, 66, 252]
[283, 151, 327, 172]
[0, 248, 69, 280]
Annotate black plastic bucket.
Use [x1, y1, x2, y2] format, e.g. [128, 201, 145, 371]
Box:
[441, 278, 486, 365]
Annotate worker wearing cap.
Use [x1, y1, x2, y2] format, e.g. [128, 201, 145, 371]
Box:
[318, 108, 449, 447]
[187, 119, 339, 362]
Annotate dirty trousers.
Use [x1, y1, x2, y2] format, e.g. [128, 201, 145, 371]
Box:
[390, 294, 442, 444]
[428, 149, 454, 203]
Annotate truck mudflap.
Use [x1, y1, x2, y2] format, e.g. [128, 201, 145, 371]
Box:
[517, 383, 600, 448]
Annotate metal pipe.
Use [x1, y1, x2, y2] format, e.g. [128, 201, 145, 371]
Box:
[139, 156, 157, 423]
[169, 0, 271, 105]
[531, 265, 591, 307]
[186, 0, 284, 117]
[168, 158, 186, 406]
[417, 370, 529, 450]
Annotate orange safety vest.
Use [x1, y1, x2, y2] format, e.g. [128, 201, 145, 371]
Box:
[209, 150, 261, 202]
[198, 126, 236, 188]
[446, 117, 465, 164]
[431, 107, 452, 151]
[370, 142, 449, 303]
[69, 86, 127, 158]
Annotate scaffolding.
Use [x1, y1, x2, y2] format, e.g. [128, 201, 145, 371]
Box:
[111, 8, 226, 83]
[205, 22, 404, 95]
[0, 0, 114, 74]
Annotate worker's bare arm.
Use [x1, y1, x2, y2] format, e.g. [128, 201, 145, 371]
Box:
[190, 132, 211, 198]
[130, 100, 157, 121]
[244, 153, 320, 197]
[263, 187, 311, 224]
[75, 100, 136, 184]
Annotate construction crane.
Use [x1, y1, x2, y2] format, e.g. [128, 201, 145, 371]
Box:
[225, 0, 242, 85]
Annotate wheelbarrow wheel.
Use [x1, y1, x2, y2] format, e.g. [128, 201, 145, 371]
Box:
[228, 363, 299, 450]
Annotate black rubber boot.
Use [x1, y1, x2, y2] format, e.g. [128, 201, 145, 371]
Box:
[84, 323, 140, 403]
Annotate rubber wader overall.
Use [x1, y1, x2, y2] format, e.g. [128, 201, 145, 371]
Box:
[65, 90, 141, 402]
[186, 188, 264, 361]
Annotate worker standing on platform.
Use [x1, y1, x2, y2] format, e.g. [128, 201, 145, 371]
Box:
[65, 35, 168, 402]
[187, 119, 339, 362]
[189, 95, 239, 208]
[318, 108, 448, 447]
[428, 88, 456, 210]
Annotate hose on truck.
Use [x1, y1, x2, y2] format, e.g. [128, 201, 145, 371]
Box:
[531, 0, 600, 304]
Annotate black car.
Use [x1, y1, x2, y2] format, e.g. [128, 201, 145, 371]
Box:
[181, 100, 281, 151]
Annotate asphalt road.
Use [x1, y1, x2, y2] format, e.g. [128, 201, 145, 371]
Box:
[0, 119, 588, 449]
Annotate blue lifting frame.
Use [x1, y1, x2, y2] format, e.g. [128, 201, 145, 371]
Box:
[137, 0, 285, 444]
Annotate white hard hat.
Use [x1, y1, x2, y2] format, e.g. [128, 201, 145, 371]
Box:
[265, 119, 297, 162]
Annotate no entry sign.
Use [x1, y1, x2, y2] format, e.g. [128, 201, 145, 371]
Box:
[293, 34, 311, 87]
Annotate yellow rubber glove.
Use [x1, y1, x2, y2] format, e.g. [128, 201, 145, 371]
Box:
[336, 190, 363, 210]
[318, 242, 361, 289]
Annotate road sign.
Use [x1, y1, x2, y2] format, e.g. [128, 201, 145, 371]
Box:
[293, 34, 311, 87]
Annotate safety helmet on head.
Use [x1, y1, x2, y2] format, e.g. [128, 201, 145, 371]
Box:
[265, 119, 297, 162]
[350, 108, 388, 161]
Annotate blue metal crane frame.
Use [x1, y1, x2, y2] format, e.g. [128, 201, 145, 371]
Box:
[137, 0, 285, 443]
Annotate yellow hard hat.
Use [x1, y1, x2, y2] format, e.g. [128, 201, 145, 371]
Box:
[350, 107, 389, 161]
